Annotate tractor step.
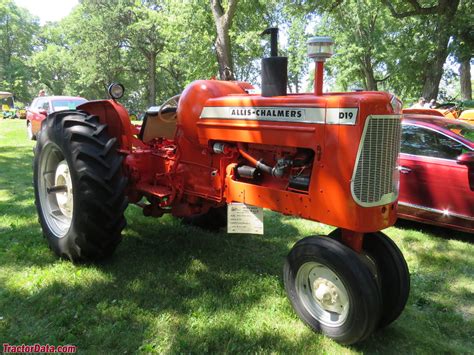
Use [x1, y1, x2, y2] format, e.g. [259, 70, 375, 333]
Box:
[135, 182, 173, 199]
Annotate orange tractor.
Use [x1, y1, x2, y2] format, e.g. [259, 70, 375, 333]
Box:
[33, 30, 408, 344]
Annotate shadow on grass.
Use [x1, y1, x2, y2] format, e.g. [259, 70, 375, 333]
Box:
[1, 210, 316, 352]
[1, 140, 472, 352]
[2, 206, 473, 353]
[395, 218, 473, 243]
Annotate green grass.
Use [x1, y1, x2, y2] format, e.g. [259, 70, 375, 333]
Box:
[1, 119, 473, 353]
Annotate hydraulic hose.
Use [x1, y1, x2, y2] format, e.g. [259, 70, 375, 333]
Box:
[237, 143, 273, 175]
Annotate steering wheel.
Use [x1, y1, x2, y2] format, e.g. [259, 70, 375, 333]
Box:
[158, 94, 181, 123]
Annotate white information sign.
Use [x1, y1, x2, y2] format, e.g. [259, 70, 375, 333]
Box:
[227, 203, 264, 235]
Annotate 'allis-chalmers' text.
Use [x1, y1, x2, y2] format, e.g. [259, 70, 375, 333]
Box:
[230, 108, 303, 118]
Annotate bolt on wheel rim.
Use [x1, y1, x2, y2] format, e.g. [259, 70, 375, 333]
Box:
[295, 261, 350, 327]
[38, 144, 73, 238]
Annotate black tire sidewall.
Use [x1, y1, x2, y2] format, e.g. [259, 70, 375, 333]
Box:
[363, 232, 410, 328]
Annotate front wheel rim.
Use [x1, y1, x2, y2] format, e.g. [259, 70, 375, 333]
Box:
[295, 262, 350, 327]
[38, 144, 74, 238]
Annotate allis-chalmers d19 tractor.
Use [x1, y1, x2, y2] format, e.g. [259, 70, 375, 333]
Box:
[33, 30, 409, 344]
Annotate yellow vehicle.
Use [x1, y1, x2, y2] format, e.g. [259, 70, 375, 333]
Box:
[403, 101, 474, 125]
[435, 101, 474, 123]
[459, 109, 474, 124]
[1, 91, 16, 119]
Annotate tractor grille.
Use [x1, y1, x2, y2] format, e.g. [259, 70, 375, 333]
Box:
[351, 115, 401, 206]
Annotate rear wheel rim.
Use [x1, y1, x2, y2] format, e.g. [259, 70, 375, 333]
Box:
[38, 144, 73, 238]
[296, 262, 350, 327]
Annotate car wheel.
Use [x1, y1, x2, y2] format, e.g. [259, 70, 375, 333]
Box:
[284, 236, 381, 344]
[34, 110, 128, 261]
[27, 121, 35, 140]
[328, 229, 410, 329]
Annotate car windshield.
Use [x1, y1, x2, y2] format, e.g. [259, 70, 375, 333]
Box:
[52, 99, 87, 111]
[445, 123, 474, 142]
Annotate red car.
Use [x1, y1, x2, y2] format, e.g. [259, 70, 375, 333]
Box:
[26, 96, 87, 140]
[399, 114, 474, 233]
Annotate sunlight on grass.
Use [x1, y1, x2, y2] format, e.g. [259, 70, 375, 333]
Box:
[1, 120, 473, 353]
[2, 263, 113, 296]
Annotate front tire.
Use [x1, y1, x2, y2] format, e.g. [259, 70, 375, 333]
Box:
[34, 110, 128, 261]
[284, 236, 382, 345]
[328, 229, 410, 329]
[362, 232, 410, 328]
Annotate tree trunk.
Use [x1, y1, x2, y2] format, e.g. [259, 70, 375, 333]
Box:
[383, 0, 460, 100]
[421, 1, 459, 100]
[148, 53, 156, 106]
[421, 32, 449, 100]
[215, 24, 234, 80]
[210, 0, 238, 81]
[363, 68, 378, 91]
[360, 56, 378, 91]
[295, 73, 300, 93]
[460, 57, 472, 101]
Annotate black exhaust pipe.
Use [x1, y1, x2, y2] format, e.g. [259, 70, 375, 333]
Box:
[261, 27, 288, 97]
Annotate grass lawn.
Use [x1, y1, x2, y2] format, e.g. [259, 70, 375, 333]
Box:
[1, 119, 473, 353]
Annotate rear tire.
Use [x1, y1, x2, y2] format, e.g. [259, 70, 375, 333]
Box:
[33, 110, 128, 261]
[328, 229, 410, 329]
[284, 236, 382, 345]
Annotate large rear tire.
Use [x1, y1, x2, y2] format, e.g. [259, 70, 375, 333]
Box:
[284, 236, 382, 345]
[33, 110, 128, 261]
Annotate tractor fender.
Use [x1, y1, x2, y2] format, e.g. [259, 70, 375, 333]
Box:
[78, 99, 133, 151]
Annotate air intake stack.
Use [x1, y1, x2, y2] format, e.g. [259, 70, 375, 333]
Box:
[261, 27, 288, 97]
[307, 36, 334, 96]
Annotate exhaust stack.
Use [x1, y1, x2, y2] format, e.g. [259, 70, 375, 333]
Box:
[261, 28, 288, 97]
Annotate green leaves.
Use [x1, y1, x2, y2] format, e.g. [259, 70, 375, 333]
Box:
[1, 0, 469, 107]
[0, 0, 39, 103]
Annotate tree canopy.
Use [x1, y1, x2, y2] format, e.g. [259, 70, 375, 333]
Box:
[0, 0, 471, 108]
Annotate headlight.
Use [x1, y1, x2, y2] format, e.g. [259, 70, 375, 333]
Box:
[108, 83, 125, 100]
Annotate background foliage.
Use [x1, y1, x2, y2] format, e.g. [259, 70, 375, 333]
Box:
[0, 0, 472, 109]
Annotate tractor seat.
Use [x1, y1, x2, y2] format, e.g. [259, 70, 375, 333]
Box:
[139, 106, 177, 142]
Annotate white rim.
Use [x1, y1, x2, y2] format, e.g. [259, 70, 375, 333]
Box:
[296, 262, 350, 327]
[38, 144, 73, 238]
